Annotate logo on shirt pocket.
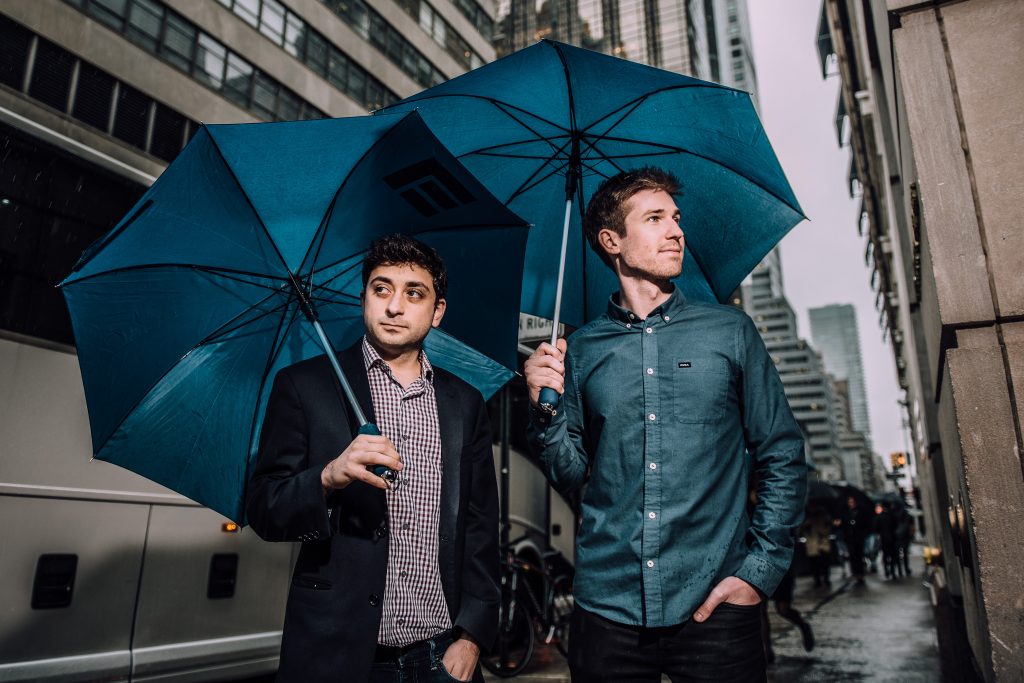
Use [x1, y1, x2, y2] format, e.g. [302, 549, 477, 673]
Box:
[674, 357, 730, 423]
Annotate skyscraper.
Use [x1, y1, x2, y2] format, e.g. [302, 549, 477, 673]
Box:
[493, 0, 714, 80]
[743, 249, 843, 481]
[809, 303, 872, 445]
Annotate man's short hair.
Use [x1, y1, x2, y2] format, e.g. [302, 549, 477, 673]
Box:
[362, 233, 448, 302]
[583, 167, 683, 268]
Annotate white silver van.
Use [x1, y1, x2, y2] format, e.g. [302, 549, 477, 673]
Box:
[0, 333, 296, 683]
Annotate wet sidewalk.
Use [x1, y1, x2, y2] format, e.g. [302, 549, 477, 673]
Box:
[486, 548, 941, 682]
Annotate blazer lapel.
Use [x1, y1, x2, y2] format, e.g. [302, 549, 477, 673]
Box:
[435, 373, 462, 551]
[337, 341, 376, 431]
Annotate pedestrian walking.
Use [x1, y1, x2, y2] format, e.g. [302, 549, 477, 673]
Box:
[525, 167, 807, 682]
[246, 235, 500, 683]
[802, 505, 833, 588]
[895, 503, 915, 577]
[840, 495, 872, 586]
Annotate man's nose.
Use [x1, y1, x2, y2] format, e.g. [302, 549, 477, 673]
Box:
[385, 293, 404, 315]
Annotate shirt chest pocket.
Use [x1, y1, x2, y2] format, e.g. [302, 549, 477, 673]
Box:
[673, 357, 731, 423]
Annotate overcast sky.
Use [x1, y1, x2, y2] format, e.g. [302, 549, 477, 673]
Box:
[747, 1, 905, 462]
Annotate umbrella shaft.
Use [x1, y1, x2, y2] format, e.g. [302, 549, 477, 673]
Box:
[311, 319, 368, 426]
[549, 197, 573, 347]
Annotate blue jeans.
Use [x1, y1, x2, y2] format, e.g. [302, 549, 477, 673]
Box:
[368, 630, 483, 683]
[569, 603, 767, 682]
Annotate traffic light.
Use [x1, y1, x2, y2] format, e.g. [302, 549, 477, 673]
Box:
[890, 451, 908, 469]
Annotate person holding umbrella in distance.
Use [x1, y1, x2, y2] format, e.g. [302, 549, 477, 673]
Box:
[525, 167, 807, 682]
[247, 234, 499, 683]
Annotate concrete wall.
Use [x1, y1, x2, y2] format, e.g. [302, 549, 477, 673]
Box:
[891, 1, 1024, 679]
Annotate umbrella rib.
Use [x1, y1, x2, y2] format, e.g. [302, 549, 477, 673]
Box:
[299, 111, 419, 275]
[506, 160, 571, 205]
[461, 136, 570, 157]
[310, 256, 365, 292]
[582, 135, 805, 215]
[396, 93, 570, 135]
[61, 262, 285, 290]
[502, 134, 574, 204]
[243, 297, 305, 501]
[198, 288, 292, 347]
[67, 199, 154, 276]
[204, 128, 294, 275]
[91, 286, 291, 459]
[578, 82, 733, 135]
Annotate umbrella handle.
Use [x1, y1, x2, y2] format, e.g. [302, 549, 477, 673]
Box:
[538, 387, 560, 415]
[358, 422, 398, 485]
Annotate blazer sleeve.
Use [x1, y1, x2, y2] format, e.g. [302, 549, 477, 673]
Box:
[453, 393, 501, 651]
[245, 369, 333, 542]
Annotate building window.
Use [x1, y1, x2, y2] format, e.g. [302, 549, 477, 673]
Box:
[62, 0, 330, 120]
[160, 13, 197, 72]
[216, 0, 407, 106]
[223, 52, 254, 108]
[195, 34, 227, 90]
[126, 0, 163, 51]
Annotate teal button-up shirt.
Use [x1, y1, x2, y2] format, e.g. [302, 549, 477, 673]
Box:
[528, 288, 806, 627]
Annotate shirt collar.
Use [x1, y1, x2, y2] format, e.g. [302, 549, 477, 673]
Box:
[361, 336, 434, 383]
[606, 286, 687, 326]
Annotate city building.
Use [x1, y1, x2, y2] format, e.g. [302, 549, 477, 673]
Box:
[0, 0, 498, 679]
[819, 0, 1024, 679]
[1, 0, 496, 347]
[704, 0, 756, 100]
[743, 249, 843, 481]
[809, 303, 872, 444]
[493, 0, 759, 91]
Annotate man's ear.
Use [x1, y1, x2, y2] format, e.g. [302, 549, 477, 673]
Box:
[598, 227, 621, 257]
[431, 298, 447, 328]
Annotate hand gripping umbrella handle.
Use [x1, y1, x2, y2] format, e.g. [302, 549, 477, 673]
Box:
[307, 317, 396, 486]
[358, 422, 398, 485]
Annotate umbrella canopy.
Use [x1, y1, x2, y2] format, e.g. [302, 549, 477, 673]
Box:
[60, 111, 529, 523]
[381, 39, 804, 327]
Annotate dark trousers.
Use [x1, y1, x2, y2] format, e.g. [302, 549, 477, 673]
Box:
[568, 604, 766, 683]
[368, 630, 483, 683]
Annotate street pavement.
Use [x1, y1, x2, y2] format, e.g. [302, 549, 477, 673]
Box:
[485, 548, 941, 683]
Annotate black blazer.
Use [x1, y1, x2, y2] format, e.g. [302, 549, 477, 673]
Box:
[246, 342, 499, 683]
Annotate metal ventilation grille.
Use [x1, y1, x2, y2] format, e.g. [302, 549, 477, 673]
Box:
[28, 39, 75, 112]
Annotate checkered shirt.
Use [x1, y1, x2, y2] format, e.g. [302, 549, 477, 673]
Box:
[362, 338, 451, 646]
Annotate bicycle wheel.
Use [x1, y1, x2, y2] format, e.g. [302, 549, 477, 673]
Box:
[482, 590, 535, 677]
[551, 574, 574, 659]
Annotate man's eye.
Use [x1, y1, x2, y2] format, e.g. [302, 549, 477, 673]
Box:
[374, 286, 389, 295]
[408, 290, 424, 299]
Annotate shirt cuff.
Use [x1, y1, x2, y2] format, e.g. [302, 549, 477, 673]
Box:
[735, 554, 786, 598]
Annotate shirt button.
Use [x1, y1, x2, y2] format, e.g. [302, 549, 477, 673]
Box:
[646, 560, 655, 568]
[649, 463, 657, 470]
[402, 522, 411, 530]
[626, 323, 632, 328]
[646, 368, 654, 375]
[645, 327, 653, 334]
[400, 570, 408, 578]
[664, 316, 671, 321]
[397, 618, 405, 625]
[648, 512, 656, 519]
[648, 413, 656, 421]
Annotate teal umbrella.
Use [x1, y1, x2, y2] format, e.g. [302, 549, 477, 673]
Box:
[381, 40, 804, 409]
[60, 111, 529, 522]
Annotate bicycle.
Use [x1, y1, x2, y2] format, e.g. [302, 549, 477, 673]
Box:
[481, 539, 574, 677]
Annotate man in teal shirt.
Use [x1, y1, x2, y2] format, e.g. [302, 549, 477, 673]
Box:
[525, 167, 806, 682]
